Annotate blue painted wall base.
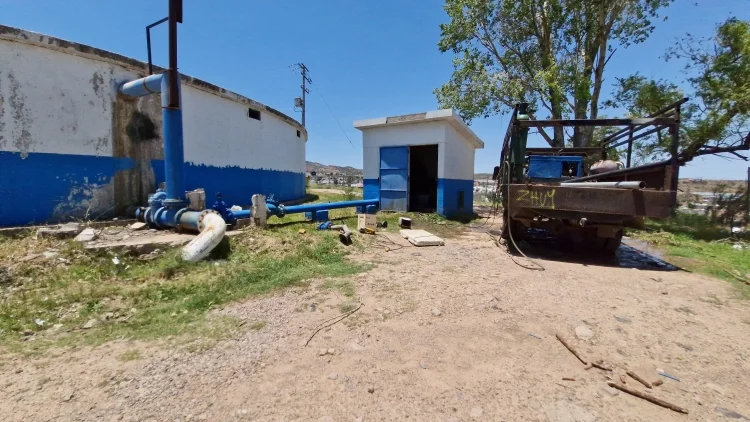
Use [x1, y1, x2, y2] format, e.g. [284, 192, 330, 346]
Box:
[437, 178, 474, 216]
[0, 151, 305, 227]
[362, 177, 473, 217]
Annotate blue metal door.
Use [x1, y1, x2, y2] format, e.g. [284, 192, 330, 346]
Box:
[379, 146, 409, 211]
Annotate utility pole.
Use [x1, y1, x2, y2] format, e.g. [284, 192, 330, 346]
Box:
[295, 63, 311, 126]
[746, 166, 749, 224]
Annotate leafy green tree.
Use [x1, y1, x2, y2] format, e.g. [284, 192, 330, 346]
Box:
[436, 0, 672, 147]
[607, 18, 750, 162]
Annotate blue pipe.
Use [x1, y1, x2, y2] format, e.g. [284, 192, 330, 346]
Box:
[233, 209, 251, 219]
[281, 198, 379, 215]
[230, 198, 379, 221]
[118, 73, 186, 204]
[160, 72, 186, 203]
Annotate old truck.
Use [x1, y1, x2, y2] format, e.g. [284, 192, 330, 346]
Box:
[494, 99, 687, 253]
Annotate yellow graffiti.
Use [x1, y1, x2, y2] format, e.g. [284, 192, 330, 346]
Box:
[515, 188, 556, 209]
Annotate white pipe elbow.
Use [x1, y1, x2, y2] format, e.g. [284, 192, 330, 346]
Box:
[181, 212, 227, 262]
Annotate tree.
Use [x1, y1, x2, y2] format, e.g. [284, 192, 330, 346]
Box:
[435, 0, 672, 147]
[607, 18, 750, 162]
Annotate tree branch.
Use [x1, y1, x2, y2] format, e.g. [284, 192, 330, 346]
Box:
[528, 113, 555, 145]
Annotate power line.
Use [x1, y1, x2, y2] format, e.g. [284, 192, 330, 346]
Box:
[289, 64, 356, 149]
[313, 86, 356, 149]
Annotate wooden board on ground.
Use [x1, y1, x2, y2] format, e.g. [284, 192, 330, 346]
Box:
[399, 229, 444, 247]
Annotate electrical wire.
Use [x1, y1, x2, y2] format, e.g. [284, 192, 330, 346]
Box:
[313, 87, 356, 149]
[496, 162, 545, 271]
[289, 65, 356, 149]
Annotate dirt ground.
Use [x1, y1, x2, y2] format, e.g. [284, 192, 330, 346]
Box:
[2, 227, 750, 421]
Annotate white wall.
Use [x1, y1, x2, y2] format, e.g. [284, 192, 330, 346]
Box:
[0, 25, 307, 224]
[181, 86, 305, 173]
[0, 38, 138, 157]
[361, 122, 447, 179]
[443, 124, 476, 180]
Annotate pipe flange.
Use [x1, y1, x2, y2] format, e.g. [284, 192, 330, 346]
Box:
[153, 207, 170, 229]
[197, 209, 221, 232]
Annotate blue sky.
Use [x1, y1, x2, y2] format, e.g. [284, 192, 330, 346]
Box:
[2, 0, 748, 179]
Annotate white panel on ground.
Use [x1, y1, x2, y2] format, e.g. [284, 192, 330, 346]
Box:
[399, 229, 445, 246]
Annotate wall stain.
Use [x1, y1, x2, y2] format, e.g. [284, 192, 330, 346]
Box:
[7, 71, 33, 158]
[90, 71, 104, 96]
[126, 111, 157, 141]
[112, 94, 162, 213]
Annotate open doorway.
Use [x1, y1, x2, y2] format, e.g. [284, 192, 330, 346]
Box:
[408, 145, 438, 212]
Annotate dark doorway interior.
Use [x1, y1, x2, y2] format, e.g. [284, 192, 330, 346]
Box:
[409, 145, 438, 212]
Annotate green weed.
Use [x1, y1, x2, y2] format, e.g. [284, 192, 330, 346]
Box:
[629, 212, 750, 297]
[0, 228, 365, 353]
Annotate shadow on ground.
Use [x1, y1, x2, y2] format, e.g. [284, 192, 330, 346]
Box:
[494, 229, 681, 272]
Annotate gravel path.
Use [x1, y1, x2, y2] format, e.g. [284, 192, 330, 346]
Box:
[3, 230, 750, 421]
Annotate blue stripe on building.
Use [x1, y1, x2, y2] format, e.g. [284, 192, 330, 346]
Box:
[364, 177, 473, 216]
[363, 178, 379, 200]
[152, 161, 305, 207]
[0, 151, 305, 227]
[0, 151, 137, 226]
[437, 178, 474, 216]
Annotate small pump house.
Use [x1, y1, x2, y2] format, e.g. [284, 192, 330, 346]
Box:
[354, 109, 484, 216]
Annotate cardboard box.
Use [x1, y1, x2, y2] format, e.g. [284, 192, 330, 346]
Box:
[357, 214, 377, 231]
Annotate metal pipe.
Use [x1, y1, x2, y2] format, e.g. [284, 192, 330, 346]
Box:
[561, 181, 645, 189]
[561, 159, 677, 183]
[161, 72, 186, 202]
[232, 209, 250, 219]
[119, 74, 163, 98]
[167, 0, 181, 109]
[277, 198, 379, 216]
[330, 224, 352, 245]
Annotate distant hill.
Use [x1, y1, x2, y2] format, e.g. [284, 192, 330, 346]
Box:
[306, 161, 362, 177]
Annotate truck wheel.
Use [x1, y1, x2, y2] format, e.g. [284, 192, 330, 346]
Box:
[501, 214, 527, 242]
[602, 230, 623, 254]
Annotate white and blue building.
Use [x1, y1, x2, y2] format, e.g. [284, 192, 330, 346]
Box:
[0, 25, 307, 227]
[354, 110, 484, 216]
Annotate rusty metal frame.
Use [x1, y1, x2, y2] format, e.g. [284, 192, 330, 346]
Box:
[517, 117, 677, 128]
[508, 184, 673, 219]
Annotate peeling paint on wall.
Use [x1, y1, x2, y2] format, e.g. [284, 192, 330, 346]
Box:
[52, 175, 117, 221]
[7, 71, 33, 158]
[0, 24, 307, 227]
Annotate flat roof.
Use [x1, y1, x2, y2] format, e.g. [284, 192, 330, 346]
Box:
[353, 109, 484, 149]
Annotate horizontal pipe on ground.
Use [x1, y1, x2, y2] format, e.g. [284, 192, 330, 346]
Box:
[560, 181, 645, 189]
[282, 198, 379, 214]
[230, 198, 379, 220]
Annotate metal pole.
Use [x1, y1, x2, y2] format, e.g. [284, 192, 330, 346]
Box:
[167, 0, 181, 109]
[301, 64, 306, 126]
[146, 26, 153, 75]
[626, 127, 633, 168]
[746, 166, 749, 224]
[146, 17, 168, 76]
[668, 104, 681, 207]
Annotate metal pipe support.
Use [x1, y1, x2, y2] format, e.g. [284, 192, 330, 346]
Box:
[561, 181, 645, 189]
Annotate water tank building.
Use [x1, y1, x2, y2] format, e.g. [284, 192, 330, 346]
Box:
[0, 25, 307, 227]
[354, 109, 484, 216]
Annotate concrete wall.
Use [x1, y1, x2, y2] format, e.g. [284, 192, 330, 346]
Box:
[443, 124, 476, 181]
[361, 123, 446, 179]
[359, 120, 477, 215]
[0, 25, 306, 226]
